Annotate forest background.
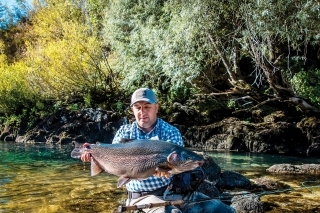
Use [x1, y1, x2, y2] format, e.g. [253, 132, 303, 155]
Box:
[0, 0, 320, 131]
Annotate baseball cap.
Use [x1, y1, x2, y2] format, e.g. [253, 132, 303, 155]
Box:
[130, 88, 157, 106]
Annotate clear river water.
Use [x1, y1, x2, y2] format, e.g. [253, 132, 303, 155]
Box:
[1, 141, 320, 213]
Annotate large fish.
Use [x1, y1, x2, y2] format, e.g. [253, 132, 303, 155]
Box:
[71, 139, 205, 187]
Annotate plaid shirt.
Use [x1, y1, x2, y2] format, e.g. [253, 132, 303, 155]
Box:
[112, 118, 184, 192]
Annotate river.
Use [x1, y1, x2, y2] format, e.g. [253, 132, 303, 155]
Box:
[1, 141, 320, 212]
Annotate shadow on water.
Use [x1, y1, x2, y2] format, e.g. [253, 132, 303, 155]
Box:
[1, 142, 320, 212]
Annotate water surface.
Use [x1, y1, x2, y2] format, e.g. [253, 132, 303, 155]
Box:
[1, 141, 320, 212]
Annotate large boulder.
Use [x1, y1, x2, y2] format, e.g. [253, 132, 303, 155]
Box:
[183, 117, 309, 155]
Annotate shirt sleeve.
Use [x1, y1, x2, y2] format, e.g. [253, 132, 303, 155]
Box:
[112, 125, 126, 144]
[165, 126, 184, 147]
[158, 119, 184, 146]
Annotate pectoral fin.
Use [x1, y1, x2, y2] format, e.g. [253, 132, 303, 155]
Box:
[117, 176, 131, 188]
[91, 159, 104, 176]
[156, 165, 171, 172]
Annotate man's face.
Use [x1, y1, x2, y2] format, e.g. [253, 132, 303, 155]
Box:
[131, 101, 158, 131]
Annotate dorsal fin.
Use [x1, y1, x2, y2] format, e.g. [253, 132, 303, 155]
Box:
[120, 138, 134, 143]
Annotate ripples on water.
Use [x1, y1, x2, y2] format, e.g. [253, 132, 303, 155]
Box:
[1, 141, 320, 213]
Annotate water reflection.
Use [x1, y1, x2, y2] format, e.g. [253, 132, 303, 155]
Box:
[1, 142, 320, 213]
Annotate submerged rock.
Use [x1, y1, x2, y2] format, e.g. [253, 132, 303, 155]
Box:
[231, 194, 264, 213]
[266, 164, 320, 174]
[252, 177, 289, 190]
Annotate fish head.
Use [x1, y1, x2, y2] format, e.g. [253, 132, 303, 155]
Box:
[70, 141, 94, 159]
[167, 150, 205, 174]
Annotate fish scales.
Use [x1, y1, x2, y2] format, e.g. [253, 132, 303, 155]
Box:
[88, 145, 166, 176]
[71, 139, 205, 187]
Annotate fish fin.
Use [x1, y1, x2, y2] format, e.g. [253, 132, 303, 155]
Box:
[117, 177, 131, 188]
[91, 159, 104, 176]
[156, 165, 171, 172]
[119, 138, 134, 143]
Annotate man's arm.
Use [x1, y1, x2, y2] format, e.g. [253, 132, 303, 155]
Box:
[161, 121, 184, 146]
[112, 125, 130, 144]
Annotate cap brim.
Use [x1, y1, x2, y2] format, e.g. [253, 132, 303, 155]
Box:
[130, 98, 156, 106]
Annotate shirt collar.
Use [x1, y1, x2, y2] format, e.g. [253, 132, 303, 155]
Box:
[136, 118, 159, 134]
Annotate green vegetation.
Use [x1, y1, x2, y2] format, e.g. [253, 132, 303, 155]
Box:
[0, 0, 320, 126]
[292, 68, 320, 108]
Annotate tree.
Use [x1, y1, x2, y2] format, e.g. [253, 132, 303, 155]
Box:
[103, 0, 320, 110]
[24, 0, 119, 108]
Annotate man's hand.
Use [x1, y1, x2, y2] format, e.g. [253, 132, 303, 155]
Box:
[154, 171, 171, 178]
[80, 143, 92, 162]
[80, 152, 92, 162]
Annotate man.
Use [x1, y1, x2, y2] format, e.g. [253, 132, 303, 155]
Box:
[81, 88, 235, 213]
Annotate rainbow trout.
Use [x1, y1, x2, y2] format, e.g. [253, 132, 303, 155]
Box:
[71, 140, 204, 187]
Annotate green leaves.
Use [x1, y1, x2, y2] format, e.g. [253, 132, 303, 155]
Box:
[292, 69, 320, 109]
[1, 0, 320, 120]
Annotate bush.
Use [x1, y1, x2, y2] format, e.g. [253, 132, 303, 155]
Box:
[292, 68, 320, 109]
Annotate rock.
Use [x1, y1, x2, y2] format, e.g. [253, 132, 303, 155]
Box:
[9, 108, 124, 144]
[231, 194, 264, 213]
[182, 117, 309, 155]
[4, 134, 15, 142]
[263, 111, 286, 123]
[297, 117, 320, 144]
[0, 125, 11, 140]
[307, 143, 320, 157]
[218, 170, 253, 190]
[252, 177, 289, 190]
[15, 135, 25, 143]
[266, 164, 320, 174]
[196, 153, 222, 198]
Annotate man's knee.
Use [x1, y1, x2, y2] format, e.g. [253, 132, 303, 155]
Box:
[181, 192, 236, 213]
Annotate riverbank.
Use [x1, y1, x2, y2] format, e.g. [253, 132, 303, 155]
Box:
[1, 108, 319, 157]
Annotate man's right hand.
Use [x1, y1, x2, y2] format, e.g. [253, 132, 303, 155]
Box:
[80, 143, 92, 162]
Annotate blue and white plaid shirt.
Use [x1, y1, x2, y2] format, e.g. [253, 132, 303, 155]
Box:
[112, 118, 184, 192]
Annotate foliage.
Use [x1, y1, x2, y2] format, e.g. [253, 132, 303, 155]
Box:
[0, 46, 35, 115]
[1, 0, 320, 126]
[103, 0, 215, 100]
[227, 100, 237, 110]
[103, 0, 320, 102]
[0, 0, 124, 123]
[24, 0, 121, 108]
[292, 68, 320, 109]
[238, 0, 320, 96]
